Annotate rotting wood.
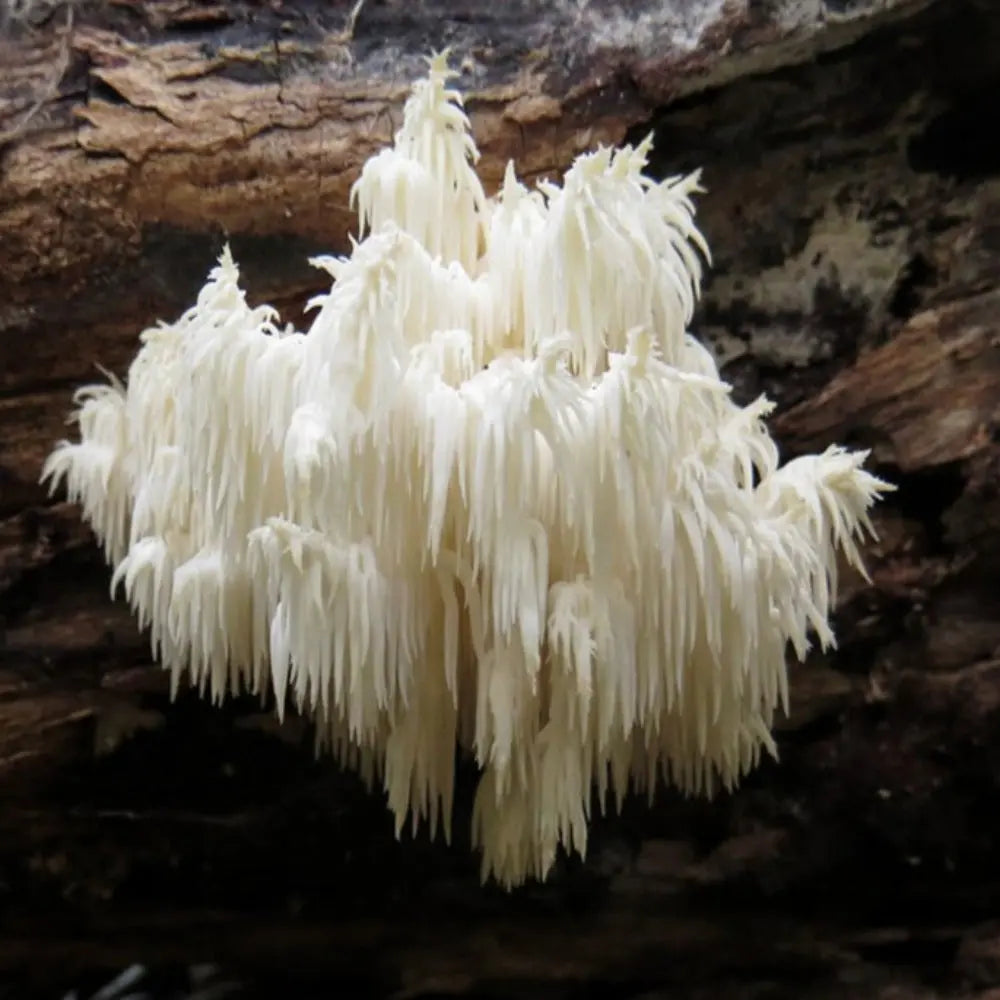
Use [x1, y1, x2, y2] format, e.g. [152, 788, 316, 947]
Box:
[2, 1, 1000, 997]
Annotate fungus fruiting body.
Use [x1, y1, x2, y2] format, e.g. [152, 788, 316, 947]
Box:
[44, 55, 892, 888]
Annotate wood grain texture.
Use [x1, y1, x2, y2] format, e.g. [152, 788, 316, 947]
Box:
[2, 0, 1000, 997]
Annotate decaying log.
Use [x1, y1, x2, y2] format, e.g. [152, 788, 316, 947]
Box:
[2, 1, 1000, 997]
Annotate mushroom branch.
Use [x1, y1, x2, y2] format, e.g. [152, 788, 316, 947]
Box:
[42, 54, 892, 889]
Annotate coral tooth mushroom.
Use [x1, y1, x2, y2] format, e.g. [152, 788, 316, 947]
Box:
[43, 53, 892, 889]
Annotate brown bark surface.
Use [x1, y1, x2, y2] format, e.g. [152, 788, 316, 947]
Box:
[2, 1, 1000, 997]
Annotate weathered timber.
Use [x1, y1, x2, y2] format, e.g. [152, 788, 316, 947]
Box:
[2, 0, 1000, 997]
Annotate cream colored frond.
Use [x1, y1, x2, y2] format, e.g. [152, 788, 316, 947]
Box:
[43, 54, 892, 891]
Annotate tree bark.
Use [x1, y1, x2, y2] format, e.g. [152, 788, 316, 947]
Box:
[2, 1, 1000, 997]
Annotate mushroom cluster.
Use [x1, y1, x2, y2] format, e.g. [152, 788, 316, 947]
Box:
[44, 55, 891, 888]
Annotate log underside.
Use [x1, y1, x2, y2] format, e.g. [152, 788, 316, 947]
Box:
[2, 0, 1000, 996]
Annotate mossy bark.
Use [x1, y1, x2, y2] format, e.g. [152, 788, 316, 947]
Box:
[2, 1, 1000, 997]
